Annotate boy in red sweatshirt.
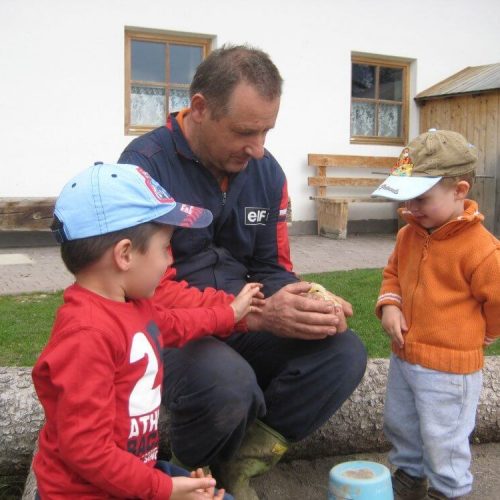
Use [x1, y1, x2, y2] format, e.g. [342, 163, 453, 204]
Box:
[32, 162, 263, 499]
[372, 129, 500, 500]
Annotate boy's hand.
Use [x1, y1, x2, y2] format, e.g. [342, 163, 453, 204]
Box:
[171, 474, 225, 499]
[231, 283, 265, 322]
[189, 468, 225, 499]
[381, 304, 407, 348]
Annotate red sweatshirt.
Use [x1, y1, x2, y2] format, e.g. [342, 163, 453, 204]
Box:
[33, 283, 235, 499]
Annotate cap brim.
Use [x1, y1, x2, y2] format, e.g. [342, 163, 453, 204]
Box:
[371, 175, 442, 201]
[154, 202, 213, 228]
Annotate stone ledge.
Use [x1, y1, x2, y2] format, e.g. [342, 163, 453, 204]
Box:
[1, 358, 498, 493]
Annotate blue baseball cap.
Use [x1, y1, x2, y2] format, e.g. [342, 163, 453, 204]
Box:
[53, 162, 213, 242]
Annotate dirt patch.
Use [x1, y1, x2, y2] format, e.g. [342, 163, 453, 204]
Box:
[252, 443, 500, 499]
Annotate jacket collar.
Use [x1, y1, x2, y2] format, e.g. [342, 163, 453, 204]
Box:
[166, 113, 198, 161]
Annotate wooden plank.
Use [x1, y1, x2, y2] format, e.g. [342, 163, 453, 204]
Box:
[308, 154, 397, 169]
[454, 95, 467, 136]
[470, 178, 495, 232]
[418, 101, 428, 133]
[427, 100, 440, 130]
[476, 94, 487, 176]
[466, 95, 477, 157]
[440, 97, 451, 131]
[484, 92, 498, 178]
[310, 196, 390, 203]
[308, 177, 385, 187]
[496, 92, 500, 236]
[0, 198, 55, 231]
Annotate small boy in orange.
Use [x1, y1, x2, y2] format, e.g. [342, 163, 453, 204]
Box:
[372, 129, 500, 500]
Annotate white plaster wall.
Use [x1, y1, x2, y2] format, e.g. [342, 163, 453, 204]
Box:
[1, 0, 499, 223]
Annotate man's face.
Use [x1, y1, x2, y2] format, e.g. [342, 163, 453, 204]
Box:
[195, 82, 280, 177]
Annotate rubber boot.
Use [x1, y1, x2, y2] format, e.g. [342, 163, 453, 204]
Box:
[212, 419, 289, 500]
[392, 468, 428, 500]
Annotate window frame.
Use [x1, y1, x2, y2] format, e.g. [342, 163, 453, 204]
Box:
[124, 29, 212, 136]
[350, 54, 410, 146]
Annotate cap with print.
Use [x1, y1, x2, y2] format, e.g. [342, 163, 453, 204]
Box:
[52, 162, 213, 242]
[371, 129, 477, 201]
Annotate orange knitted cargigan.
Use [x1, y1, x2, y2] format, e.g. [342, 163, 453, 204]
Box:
[376, 200, 500, 374]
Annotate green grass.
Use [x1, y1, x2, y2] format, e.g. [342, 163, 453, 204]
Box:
[300, 268, 499, 358]
[0, 269, 498, 366]
[0, 291, 63, 366]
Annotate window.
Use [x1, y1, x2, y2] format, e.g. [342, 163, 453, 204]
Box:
[125, 29, 212, 135]
[350, 55, 410, 145]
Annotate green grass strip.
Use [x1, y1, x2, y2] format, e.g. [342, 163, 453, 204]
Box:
[0, 269, 497, 366]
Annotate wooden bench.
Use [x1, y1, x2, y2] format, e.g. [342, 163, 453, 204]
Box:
[308, 154, 398, 239]
[0, 198, 56, 231]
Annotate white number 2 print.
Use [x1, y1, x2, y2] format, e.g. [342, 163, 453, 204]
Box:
[129, 332, 161, 416]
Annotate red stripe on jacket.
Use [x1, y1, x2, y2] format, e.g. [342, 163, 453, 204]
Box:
[276, 182, 293, 272]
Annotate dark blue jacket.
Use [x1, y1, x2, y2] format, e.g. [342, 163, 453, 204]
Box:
[118, 114, 298, 297]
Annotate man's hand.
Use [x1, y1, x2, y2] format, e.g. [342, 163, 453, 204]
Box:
[246, 282, 352, 339]
[306, 282, 353, 319]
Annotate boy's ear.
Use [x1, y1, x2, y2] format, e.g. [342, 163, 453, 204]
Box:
[455, 180, 470, 200]
[113, 239, 133, 271]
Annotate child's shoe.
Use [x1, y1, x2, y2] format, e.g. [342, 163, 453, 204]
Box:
[426, 487, 462, 499]
[392, 468, 428, 499]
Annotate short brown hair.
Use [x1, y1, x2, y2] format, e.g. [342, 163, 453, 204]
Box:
[439, 171, 476, 190]
[55, 221, 164, 275]
[190, 44, 283, 119]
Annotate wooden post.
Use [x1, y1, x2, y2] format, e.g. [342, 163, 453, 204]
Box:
[317, 199, 348, 240]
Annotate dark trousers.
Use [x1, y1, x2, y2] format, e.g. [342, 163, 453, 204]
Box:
[163, 329, 367, 466]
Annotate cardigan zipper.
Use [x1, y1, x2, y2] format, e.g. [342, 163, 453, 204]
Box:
[422, 235, 430, 261]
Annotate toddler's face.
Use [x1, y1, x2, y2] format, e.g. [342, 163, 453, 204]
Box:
[404, 181, 464, 230]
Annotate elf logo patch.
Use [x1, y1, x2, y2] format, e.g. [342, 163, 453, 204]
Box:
[245, 207, 269, 225]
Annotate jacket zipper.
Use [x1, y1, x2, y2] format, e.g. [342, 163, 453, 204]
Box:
[409, 234, 430, 330]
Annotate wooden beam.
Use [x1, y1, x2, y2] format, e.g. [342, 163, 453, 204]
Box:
[308, 177, 384, 187]
[309, 196, 390, 203]
[308, 154, 397, 169]
[0, 198, 56, 231]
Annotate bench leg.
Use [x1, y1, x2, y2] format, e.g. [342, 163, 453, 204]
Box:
[317, 200, 348, 240]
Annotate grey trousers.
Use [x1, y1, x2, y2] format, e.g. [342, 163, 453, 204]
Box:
[384, 354, 483, 497]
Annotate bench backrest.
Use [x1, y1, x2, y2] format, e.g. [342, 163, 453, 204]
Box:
[308, 154, 397, 197]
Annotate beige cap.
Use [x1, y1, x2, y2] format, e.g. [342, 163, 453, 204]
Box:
[371, 129, 477, 201]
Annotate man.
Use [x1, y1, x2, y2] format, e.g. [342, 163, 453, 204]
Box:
[119, 44, 367, 499]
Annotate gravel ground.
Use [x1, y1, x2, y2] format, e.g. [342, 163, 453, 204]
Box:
[252, 443, 500, 499]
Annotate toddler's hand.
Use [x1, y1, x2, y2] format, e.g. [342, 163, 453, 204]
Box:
[231, 283, 265, 322]
[381, 304, 407, 348]
[484, 336, 496, 347]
